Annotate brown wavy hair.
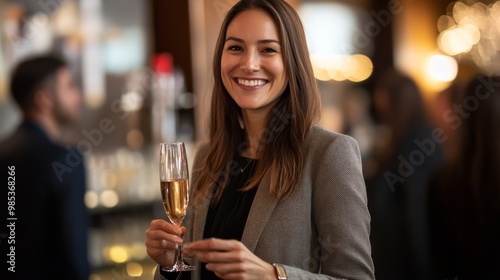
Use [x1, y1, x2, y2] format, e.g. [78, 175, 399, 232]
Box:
[192, 0, 321, 204]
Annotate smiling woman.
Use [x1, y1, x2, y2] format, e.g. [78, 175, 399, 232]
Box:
[145, 1, 375, 279]
[221, 9, 287, 112]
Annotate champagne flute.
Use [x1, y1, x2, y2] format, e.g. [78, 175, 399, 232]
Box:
[159, 142, 196, 272]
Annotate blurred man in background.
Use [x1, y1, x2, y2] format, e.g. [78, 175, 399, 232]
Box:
[0, 55, 89, 280]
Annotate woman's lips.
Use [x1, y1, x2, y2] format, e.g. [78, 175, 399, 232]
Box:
[233, 78, 269, 90]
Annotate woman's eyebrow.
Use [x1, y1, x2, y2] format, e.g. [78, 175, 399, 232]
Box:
[225, 36, 280, 44]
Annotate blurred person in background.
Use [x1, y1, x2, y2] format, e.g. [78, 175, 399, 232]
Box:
[365, 69, 444, 280]
[433, 82, 463, 161]
[341, 86, 376, 163]
[429, 75, 500, 279]
[0, 55, 89, 280]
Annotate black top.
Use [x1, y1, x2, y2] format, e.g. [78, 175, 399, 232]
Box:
[0, 121, 89, 280]
[201, 156, 258, 280]
[161, 156, 258, 280]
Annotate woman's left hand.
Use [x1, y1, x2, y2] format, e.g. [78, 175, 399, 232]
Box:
[182, 238, 276, 280]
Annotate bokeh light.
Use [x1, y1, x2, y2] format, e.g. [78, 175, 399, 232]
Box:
[310, 53, 373, 82]
[426, 54, 458, 82]
[109, 245, 129, 263]
[126, 262, 143, 277]
[84, 191, 99, 208]
[100, 190, 119, 208]
[437, 1, 500, 74]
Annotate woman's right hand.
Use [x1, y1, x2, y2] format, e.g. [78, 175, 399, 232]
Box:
[145, 219, 186, 268]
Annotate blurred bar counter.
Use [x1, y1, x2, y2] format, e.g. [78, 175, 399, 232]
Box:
[86, 142, 197, 279]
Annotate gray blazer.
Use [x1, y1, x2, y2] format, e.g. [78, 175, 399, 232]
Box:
[155, 125, 375, 279]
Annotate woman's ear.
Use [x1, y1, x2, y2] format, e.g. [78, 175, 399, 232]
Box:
[33, 89, 54, 114]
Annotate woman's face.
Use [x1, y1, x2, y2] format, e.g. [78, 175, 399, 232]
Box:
[221, 9, 287, 113]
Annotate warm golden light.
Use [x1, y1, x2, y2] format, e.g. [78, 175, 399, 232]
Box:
[100, 190, 119, 208]
[453, 2, 468, 23]
[349, 54, 373, 82]
[439, 28, 473, 55]
[84, 191, 99, 208]
[426, 54, 458, 82]
[52, 1, 79, 36]
[437, 1, 500, 74]
[437, 15, 455, 32]
[310, 53, 373, 82]
[461, 23, 480, 45]
[109, 245, 129, 263]
[126, 262, 143, 277]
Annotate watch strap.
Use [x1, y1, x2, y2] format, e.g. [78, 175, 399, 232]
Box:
[272, 263, 287, 280]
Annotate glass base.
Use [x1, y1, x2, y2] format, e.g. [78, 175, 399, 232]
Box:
[161, 262, 196, 272]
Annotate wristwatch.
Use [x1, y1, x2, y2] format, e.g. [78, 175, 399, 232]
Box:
[272, 263, 288, 280]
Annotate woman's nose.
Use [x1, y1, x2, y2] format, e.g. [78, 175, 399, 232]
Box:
[240, 50, 260, 73]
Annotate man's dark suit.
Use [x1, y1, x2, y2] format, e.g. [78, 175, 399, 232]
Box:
[0, 121, 89, 280]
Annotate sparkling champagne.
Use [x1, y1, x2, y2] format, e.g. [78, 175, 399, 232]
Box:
[161, 179, 189, 225]
[159, 142, 195, 271]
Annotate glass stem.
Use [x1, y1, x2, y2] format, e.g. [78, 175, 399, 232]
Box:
[175, 223, 183, 265]
[176, 243, 182, 264]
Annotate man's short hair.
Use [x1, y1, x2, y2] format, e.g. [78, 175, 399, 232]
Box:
[10, 55, 67, 111]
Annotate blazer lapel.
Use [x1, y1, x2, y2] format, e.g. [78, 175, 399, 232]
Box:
[192, 190, 212, 243]
[241, 170, 279, 252]
[190, 190, 213, 280]
[191, 170, 279, 252]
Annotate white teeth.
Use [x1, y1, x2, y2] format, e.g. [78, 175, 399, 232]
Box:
[237, 79, 266, 87]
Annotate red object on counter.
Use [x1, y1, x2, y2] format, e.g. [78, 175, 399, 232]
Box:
[153, 53, 173, 75]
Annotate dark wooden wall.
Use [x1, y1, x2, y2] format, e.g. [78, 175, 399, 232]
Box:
[150, 0, 193, 93]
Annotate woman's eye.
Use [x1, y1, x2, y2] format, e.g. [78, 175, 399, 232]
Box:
[262, 48, 277, 53]
[227, 45, 242, 51]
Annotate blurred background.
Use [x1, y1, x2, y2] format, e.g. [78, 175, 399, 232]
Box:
[0, 0, 499, 279]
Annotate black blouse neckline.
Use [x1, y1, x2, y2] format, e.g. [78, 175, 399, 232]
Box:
[201, 156, 259, 280]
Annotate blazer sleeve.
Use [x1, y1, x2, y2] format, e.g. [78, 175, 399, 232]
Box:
[283, 134, 375, 280]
